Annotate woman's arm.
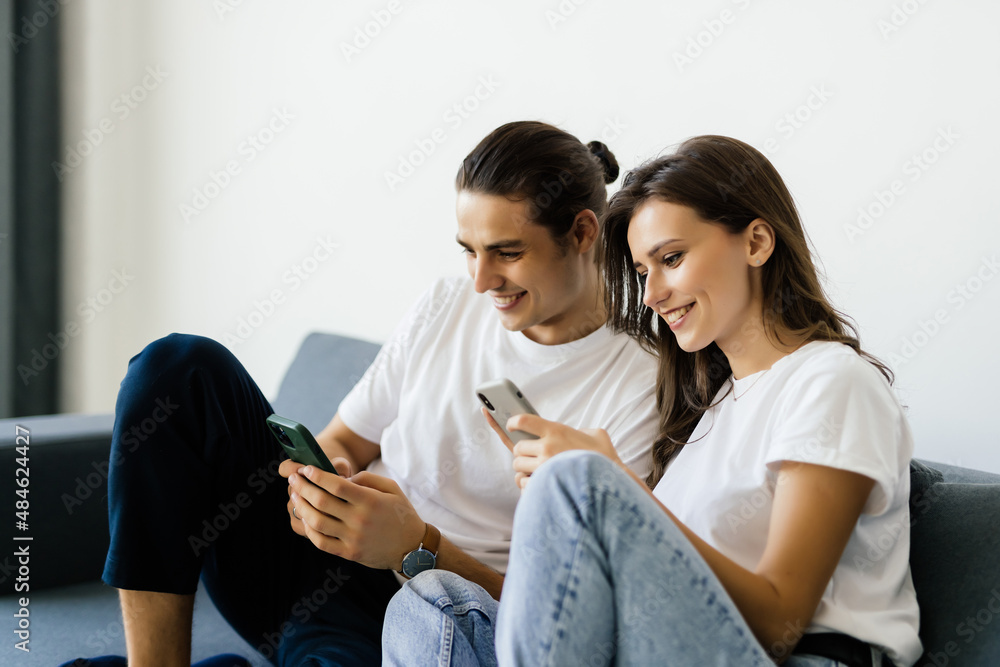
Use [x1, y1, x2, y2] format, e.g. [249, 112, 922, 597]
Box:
[501, 413, 876, 661]
[663, 461, 874, 660]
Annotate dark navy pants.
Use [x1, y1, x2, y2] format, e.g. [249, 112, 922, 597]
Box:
[101, 334, 399, 666]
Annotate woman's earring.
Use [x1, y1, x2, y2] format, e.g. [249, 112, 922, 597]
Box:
[755, 259, 761, 266]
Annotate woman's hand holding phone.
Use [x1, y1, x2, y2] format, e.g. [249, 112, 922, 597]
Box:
[482, 408, 622, 490]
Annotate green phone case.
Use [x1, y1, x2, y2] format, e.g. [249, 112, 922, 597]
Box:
[265, 414, 337, 474]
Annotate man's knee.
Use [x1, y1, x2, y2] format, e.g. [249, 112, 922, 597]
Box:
[129, 333, 236, 383]
[118, 334, 241, 416]
[114, 334, 239, 454]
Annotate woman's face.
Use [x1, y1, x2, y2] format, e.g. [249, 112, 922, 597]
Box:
[456, 190, 600, 346]
[627, 199, 759, 355]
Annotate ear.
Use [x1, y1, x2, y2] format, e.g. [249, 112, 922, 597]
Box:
[745, 218, 776, 267]
[569, 209, 600, 255]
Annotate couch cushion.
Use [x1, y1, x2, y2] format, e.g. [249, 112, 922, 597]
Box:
[270, 332, 381, 434]
[909, 481, 1000, 664]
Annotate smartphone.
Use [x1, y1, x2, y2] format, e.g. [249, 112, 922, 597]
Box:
[265, 414, 338, 474]
[475, 379, 540, 445]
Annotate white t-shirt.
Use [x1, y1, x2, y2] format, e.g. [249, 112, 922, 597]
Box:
[339, 277, 658, 575]
[653, 341, 921, 666]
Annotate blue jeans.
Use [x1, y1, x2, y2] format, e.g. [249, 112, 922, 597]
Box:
[100, 334, 400, 666]
[383, 451, 858, 666]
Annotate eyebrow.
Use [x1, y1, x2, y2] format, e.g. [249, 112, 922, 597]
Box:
[632, 239, 681, 269]
[455, 236, 525, 252]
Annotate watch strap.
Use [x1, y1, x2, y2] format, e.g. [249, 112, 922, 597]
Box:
[420, 522, 441, 557]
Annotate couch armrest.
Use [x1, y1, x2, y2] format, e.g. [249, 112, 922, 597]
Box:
[0, 413, 114, 593]
[919, 459, 1000, 485]
[909, 479, 1000, 663]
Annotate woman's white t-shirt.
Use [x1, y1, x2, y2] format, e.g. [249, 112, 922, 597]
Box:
[653, 341, 922, 666]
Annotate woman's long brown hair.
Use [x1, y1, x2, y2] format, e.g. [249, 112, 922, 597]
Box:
[601, 136, 892, 488]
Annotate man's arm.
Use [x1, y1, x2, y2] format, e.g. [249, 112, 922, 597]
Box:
[290, 414, 505, 599]
[282, 464, 507, 599]
[314, 413, 381, 475]
[432, 537, 504, 599]
[282, 407, 505, 598]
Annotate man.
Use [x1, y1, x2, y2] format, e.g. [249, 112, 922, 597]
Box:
[83, 122, 658, 667]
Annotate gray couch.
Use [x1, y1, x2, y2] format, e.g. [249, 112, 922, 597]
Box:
[2, 332, 998, 666]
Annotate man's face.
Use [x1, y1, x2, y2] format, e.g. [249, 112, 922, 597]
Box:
[456, 190, 601, 346]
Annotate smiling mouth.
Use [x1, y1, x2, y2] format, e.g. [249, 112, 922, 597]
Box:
[492, 291, 526, 308]
[665, 304, 693, 325]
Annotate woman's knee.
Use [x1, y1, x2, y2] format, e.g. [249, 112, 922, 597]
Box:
[387, 570, 495, 620]
[399, 570, 475, 607]
[528, 450, 621, 502]
[517, 451, 660, 551]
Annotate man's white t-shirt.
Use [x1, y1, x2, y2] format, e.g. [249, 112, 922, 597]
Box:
[653, 341, 922, 666]
[339, 277, 658, 575]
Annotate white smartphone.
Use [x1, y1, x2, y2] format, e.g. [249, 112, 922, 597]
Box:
[475, 378, 540, 444]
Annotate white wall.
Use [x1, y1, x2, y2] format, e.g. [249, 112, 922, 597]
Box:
[55, 0, 1000, 472]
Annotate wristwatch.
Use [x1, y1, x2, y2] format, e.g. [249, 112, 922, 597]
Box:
[399, 522, 441, 579]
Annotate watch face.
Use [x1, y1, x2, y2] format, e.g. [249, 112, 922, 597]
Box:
[401, 548, 436, 578]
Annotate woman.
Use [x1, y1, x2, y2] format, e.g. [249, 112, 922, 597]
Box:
[383, 136, 921, 666]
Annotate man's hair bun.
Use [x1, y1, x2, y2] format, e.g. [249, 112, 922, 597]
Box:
[457, 121, 619, 240]
[587, 141, 620, 184]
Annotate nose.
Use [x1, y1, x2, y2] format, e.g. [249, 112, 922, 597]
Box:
[471, 255, 503, 294]
[641, 270, 668, 311]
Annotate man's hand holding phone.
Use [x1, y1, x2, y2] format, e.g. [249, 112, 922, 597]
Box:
[269, 414, 425, 569]
[278, 457, 353, 538]
[278, 459, 425, 570]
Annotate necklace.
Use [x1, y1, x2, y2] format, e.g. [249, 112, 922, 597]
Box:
[732, 369, 769, 401]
